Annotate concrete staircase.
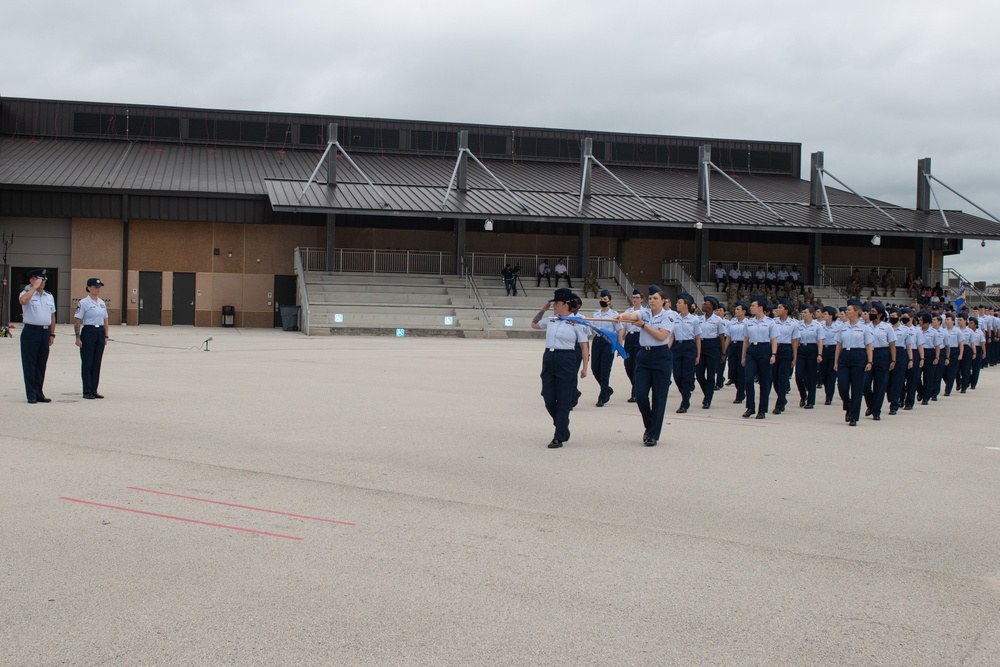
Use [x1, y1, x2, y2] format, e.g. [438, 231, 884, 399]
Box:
[693, 281, 849, 310]
[303, 272, 622, 337]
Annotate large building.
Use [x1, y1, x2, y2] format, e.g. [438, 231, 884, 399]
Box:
[2, 96, 995, 327]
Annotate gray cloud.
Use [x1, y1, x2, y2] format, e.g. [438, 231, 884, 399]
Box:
[3, 0, 999, 279]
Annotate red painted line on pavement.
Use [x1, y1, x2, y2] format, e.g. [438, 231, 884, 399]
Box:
[127, 487, 356, 526]
[60, 497, 303, 540]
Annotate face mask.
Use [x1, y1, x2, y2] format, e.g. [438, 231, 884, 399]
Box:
[889, 317, 899, 323]
[599, 301, 609, 308]
[901, 317, 910, 324]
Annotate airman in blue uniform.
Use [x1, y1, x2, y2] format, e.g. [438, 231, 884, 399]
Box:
[619, 289, 644, 403]
[19, 269, 57, 404]
[590, 289, 622, 407]
[74, 278, 110, 399]
[834, 300, 874, 426]
[695, 296, 726, 409]
[770, 298, 800, 414]
[794, 304, 824, 409]
[672, 293, 701, 413]
[862, 302, 896, 420]
[741, 296, 778, 419]
[531, 288, 590, 449]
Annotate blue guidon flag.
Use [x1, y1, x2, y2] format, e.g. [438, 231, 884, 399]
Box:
[559, 315, 629, 359]
[955, 283, 968, 311]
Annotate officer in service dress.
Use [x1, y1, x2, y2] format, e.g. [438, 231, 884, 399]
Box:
[834, 300, 874, 426]
[531, 288, 589, 449]
[74, 278, 110, 399]
[18, 269, 57, 404]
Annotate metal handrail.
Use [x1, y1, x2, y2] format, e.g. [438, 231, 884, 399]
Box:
[460, 256, 491, 327]
[293, 247, 311, 335]
[662, 261, 707, 303]
[939, 268, 999, 308]
[609, 259, 636, 300]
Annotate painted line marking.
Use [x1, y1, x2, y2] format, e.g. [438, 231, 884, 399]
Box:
[127, 487, 356, 526]
[60, 497, 303, 541]
[987, 447, 1000, 451]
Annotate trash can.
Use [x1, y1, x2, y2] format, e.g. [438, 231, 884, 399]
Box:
[222, 305, 235, 328]
[280, 305, 300, 331]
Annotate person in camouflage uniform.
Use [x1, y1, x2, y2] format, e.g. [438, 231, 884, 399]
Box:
[726, 283, 738, 314]
[882, 269, 896, 297]
[868, 268, 881, 297]
[582, 270, 600, 298]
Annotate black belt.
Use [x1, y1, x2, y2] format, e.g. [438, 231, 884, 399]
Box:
[23, 323, 48, 329]
[641, 345, 668, 351]
[85, 324, 103, 328]
[546, 348, 574, 353]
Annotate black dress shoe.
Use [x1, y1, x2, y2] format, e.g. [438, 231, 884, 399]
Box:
[644, 439, 657, 447]
[889, 409, 897, 415]
[676, 407, 687, 414]
[932, 396, 938, 401]
[960, 389, 966, 394]
[805, 404, 814, 409]
[596, 401, 605, 407]
[943, 392, 950, 397]
[845, 412, 850, 423]
[742, 408, 754, 418]
[921, 399, 929, 406]
[903, 405, 913, 410]
[872, 414, 880, 421]
[725, 380, 734, 386]
[36, 396, 52, 403]
[83, 393, 96, 399]
[799, 399, 806, 407]
[702, 402, 710, 409]
[93, 393, 104, 399]
[732, 398, 742, 404]
[824, 400, 832, 405]
[27, 398, 37, 404]
[865, 408, 872, 416]
[627, 397, 636, 403]
[773, 408, 783, 415]
[756, 412, 766, 419]
[849, 419, 857, 426]
[547, 439, 563, 449]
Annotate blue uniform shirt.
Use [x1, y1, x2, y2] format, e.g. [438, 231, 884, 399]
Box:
[870, 322, 897, 348]
[590, 308, 622, 335]
[20, 287, 56, 326]
[700, 313, 725, 340]
[637, 307, 674, 347]
[623, 306, 643, 334]
[822, 320, 841, 346]
[797, 320, 824, 344]
[838, 321, 874, 349]
[673, 313, 702, 342]
[744, 317, 778, 344]
[728, 318, 746, 342]
[74, 296, 108, 326]
[773, 317, 800, 344]
[539, 317, 589, 350]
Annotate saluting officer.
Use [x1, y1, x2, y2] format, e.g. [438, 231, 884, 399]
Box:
[794, 304, 824, 409]
[615, 284, 675, 446]
[531, 288, 590, 449]
[74, 278, 110, 399]
[619, 289, 644, 403]
[18, 269, 57, 404]
[770, 298, 800, 415]
[671, 294, 701, 414]
[862, 302, 896, 420]
[590, 289, 622, 407]
[834, 300, 874, 426]
[695, 296, 726, 409]
[741, 296, 778, 419]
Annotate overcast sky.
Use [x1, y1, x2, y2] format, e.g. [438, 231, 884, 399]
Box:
[3, 0, 999, 281]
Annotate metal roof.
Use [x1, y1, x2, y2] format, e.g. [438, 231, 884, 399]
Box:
[3, 137, 998, 239]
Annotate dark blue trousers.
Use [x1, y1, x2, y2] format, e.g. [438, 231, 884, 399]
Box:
[958, 345, 973, 391]
[886, 347, 908, 410]
[971, 349, 982, 388]
[623, 332, 640, 399]
[943, 346, 960, 394]
[696, 338, 722, 406]
[904, 356, 921, 408]
[728, 340, 745, 401]
[743, 343, 772, 414]
[20, 323, 51, 401]
[863, 347, 891, 417]
[820, 344, 838, 403]
[795, 342, 819, 406]
[590, 337, 615, 403]
[540, 350, 578, 442]
[773, 343, 793, 410]
[838, 348, 866, 422]
[80, 326, 107, 395]
[672, 339, 696, 410]
[634, 345, 673, 441]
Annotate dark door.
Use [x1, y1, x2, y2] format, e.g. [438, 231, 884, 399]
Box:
[273, 274, 297, 328]
[9, 266, 58, 324]
[172, 272, 196, 325]
[138, 271, 162, 325]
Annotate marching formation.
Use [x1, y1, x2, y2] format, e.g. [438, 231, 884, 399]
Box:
[531, 286, 999, 448]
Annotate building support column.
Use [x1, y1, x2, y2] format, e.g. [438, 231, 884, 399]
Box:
[455, 218, 466, 275]
[325, 214, 336, 274]
[915, 237, 931, 282]
[694, 227, 709, 282]
[808, 233, 822, 286]
[121, 194, 129, 324]
[578, 222, 591, 279]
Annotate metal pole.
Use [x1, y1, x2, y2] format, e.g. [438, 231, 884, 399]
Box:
[929, 174, 1000, 225]
[708, 162, 783, 221]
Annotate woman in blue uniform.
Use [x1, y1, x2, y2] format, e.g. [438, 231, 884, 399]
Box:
[968, 317, 985, 390]
[590, 289, 622, 407]
[794, 304, 823, 409]
[862, 302, 896, 420]
[671, 293, 701, 414]
[741, 296, 778, 419]
[818, 306, 840, 405]
[531, 288, 589, 449]
[615, 285, 674, 446]
[620, 289, 645, 402]
[74, 278, 110, 399]
[695, 296, 725, 409]
[18, 268, 57, 404]
[834, 300, 874, 426]
[770, 298, 800, 414]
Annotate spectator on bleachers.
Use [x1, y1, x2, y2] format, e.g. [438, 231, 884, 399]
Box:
[755, 266, 766, 290]
[883, 269, 897, 297]
[729, 263, 742, 286]
[776, 265, 790, 284]
[904, 271, 916, 297]
[537, 259, 551, 287]
[765, 266, 777, 289]
[582, 270, 600, 298]
[554, 258, 572, 288]
[789, 265, 805, 294]
[868, 268, 881, 297]
[715, 263, 729, 292]
[501, 263, 519, 296]
[741, 266, 753, 288]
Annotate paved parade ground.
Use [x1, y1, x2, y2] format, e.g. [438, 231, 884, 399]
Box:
[3, 325, 1000, 666]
